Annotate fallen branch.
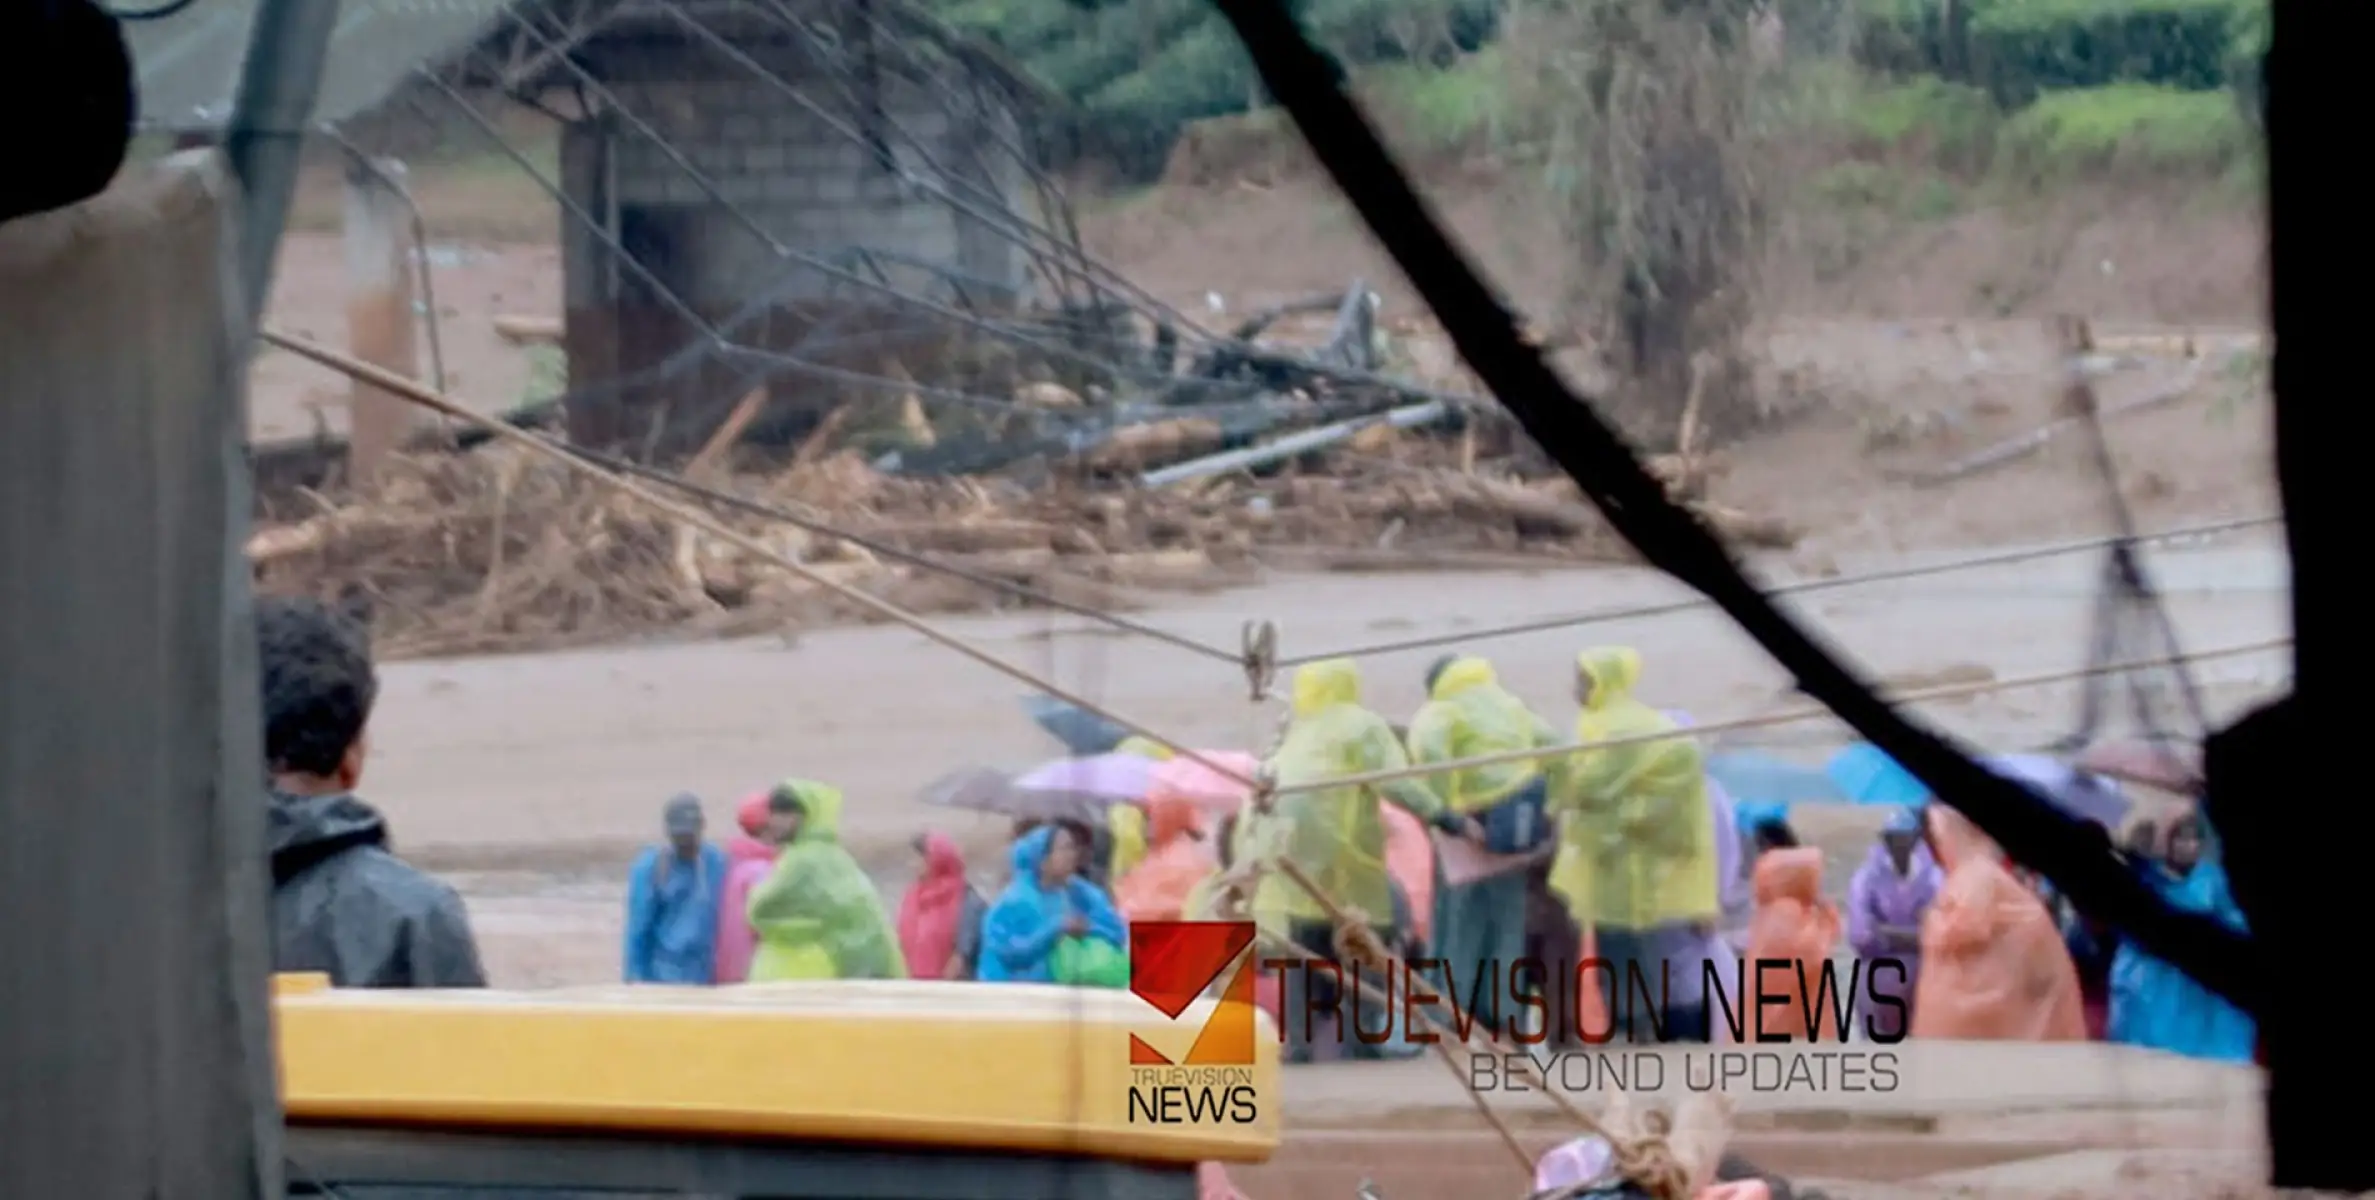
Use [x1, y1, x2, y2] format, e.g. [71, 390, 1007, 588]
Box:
[1910, 367, 2205, 488]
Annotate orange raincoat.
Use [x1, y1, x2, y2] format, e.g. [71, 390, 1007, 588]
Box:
[1743, 847, 1844, 1042]
[1909, 806, 2087, 1040]
[1114, 793, 1216, 924]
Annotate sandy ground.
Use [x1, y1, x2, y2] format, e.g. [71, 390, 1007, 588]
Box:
[378, 526, 2287, 988]
[240, 156, 2290, 1189]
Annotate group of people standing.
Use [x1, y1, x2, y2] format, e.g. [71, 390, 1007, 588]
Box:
[623, 779, 920, 984]
[619, 640, 2252, 1068]
[246, 588, 2252, 1074]
[621, 780, 1135, 987]
[1752, 789, 2254, 1061]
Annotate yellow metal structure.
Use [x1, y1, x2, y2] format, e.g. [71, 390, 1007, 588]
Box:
[273, 977, 1281, 1164]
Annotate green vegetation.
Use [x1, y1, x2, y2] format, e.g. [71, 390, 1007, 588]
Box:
[939, 0, 1496, 174]
[947, 0, 2265, 191]
[1995, 82, 2251, 178]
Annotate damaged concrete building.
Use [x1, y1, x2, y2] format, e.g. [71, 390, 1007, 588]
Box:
[127, 0, 1058, 455]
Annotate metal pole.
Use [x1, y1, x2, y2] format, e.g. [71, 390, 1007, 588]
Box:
[221, 0, 342, 330]
[1139, 401, 1450, 488]
[213, 5, 341, 1194]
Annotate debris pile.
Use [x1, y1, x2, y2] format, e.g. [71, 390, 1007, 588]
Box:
[248, 419, 1795, 659]
[248, 279, 1799, 659]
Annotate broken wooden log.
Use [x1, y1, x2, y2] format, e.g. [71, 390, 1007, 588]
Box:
[491, 313, 563, 346]
[1079, 417, 1225, 473]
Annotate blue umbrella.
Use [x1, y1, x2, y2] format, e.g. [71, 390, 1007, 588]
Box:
[1020, 693, 1130, 757]
[1825, 742, 1930, 808]
[1706, 750, 1853, 812]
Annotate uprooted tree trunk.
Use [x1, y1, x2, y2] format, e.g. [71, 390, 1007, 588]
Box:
[1510, 0, 1768, 446]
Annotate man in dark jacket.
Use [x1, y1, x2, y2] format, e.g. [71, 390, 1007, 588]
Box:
[257, 595, 486, 987]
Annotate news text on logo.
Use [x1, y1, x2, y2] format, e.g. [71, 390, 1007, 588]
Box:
[1127, 921, 1262, 1126]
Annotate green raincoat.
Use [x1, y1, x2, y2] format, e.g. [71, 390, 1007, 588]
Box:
[1405, 656, 1566, 812]
[1242, 659, 1445, 926]
[747, 780, 907, 981]
[1547, 647, 1719, 931]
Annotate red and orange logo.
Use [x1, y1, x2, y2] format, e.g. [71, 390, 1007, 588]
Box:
[1127, 921, 1258, 1065]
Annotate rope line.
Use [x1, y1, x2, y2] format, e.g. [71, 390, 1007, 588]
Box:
[1283, 514, 2279, 666]
[258, 329, 1262, 790]
[1269, 638, 2289, 797]
[1271, 855, 1691, 1196]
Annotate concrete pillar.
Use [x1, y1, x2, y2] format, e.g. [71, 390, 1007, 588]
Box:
[0, 150, 283, 1200]
[341, 156, 419, 489]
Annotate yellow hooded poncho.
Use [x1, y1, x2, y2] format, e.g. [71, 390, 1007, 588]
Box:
[1106, 737, 1173, 880]
[1546, 648, 1719, 931]
[1240, 658, 1444, 926]
[1405, 655, 1567, 813]
[747, 780, 907, 981]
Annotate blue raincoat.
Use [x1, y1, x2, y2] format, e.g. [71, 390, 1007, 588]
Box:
[623, 842, 730, 983]
[978, 826, 1129, 983]
[2108, 857, 2256, 1062]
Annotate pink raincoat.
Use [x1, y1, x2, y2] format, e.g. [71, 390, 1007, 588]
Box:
[713, 791, 780, 983]
[897, 833, 973, 979]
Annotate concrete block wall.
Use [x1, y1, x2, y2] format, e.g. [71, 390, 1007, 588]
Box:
[596, 73, 1026, 310]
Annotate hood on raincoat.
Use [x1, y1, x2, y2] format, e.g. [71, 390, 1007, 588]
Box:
[897, 832, 973, 979]
[1910, 809, 2086, 1041]
[1116, 794, 1217, 923]
[1745, 846, 1844, 1040]
[1254, 657, 1445, 927]
[1576, 647, 1643, 709]
[1408, 655, 1557, 813]
[1292, 658, 1363, 716]
[267, 791, 487, 988]
[1550, 645, 1716, 931]
[736, 792, 771, 837]
[979, 825, 1129, 982]
[1429, 655, 1497, 700]
[725, 791, 778, 866]
[745, 779, 905, 981]
[1925, 805, 2006, 873]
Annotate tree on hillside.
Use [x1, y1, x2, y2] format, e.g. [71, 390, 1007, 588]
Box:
[1510, 0, 1772, 443]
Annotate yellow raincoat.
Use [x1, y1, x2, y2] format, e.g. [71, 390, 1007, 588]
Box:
[1242, 659, 1445, 926]
[1547, 648, 1719, 931]
[1106, 737, 1171, 879]
[747, 780, 907, 981]
[1108, 805, 1150, 880]
[1405, 656, 1565, 812]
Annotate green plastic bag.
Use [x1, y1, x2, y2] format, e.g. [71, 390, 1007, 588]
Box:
[1051, 935, 1130, 988]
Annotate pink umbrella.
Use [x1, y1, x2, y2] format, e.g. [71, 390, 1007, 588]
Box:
[920, 753, 1158, 825]
[1148, 751, 1260, 822]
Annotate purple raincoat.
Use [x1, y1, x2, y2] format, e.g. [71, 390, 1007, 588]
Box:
[1846, 841, 1941, 1039]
